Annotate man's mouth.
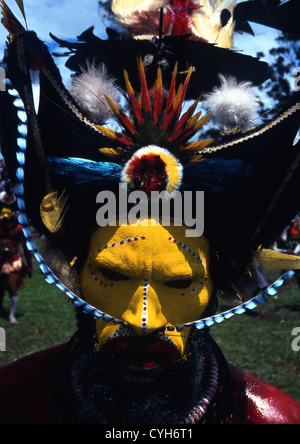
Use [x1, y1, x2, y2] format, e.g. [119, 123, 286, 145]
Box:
[100, 336, 182, 383]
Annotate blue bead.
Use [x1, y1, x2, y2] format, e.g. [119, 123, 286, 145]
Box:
[39, 263, 51, 274]
[17, 110, 27, 123]
[14, 182, 24, 195]
[22, 227, 32, 239]
[223, 311, 234, 319]
[72, 298, 85, 308]
[166, 326, 175, 331]
[17, 138, 26, 151]
[82, 304, 95, 315]
[16, 167, 24, 182]
[13, 98, 24, 108]
[254, 293, 267, 304]
[17, 212, 28, 226]
[16, 152, 25, 167]
[18, 124, 28, 137]
[17, 198, 26, 211]
[56, 282, 66, 292]
[93, 310, 104, 320]
[65, 291, 75, 300]
[282, 270, 295, 280]
[26, 240, 37, 252]
[45, 274, 56, 284]
[213, 315, 224, 324]
[273, 278, 284, 288]
[245, 300, 257, 310]
[234, 306, 246, 315]
[194, 321, 205, 330]
[33, 252, 43, 263]
[264, 287, 278, 296]
[175, 325, 184, 332]
[204, 318, 214, 327]
[8, 88, 18, 97]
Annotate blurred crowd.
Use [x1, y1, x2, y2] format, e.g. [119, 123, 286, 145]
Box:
[0, 159, 32, 324]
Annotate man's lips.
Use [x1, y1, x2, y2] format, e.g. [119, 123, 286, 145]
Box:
[123, 357, 163, 370]
[100, 337, 182, 375]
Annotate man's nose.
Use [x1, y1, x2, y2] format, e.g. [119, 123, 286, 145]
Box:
[121, 279, 167, 335]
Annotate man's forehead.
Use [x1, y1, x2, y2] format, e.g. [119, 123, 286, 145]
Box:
[88, 223, 210, 276]
[89, 222, 209, 254]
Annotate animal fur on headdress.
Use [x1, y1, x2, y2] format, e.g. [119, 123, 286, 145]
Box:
[204, 74, 260, 132]
[70, 63, 120, 124]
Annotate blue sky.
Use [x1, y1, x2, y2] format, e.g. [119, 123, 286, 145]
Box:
[0, 0, 109, 82]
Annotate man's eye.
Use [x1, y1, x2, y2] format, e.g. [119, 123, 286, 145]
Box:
[164, 279, 193, 289]
[98, 267, 130, 281]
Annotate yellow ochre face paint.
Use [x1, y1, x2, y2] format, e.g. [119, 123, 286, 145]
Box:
[80, 222, 213, 356]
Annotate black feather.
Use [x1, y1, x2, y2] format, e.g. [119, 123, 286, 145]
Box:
[51, 28, 271, 99]
[234, 0, 300, 38]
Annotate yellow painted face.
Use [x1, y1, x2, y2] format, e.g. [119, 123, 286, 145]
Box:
[80, 222, 213, 357]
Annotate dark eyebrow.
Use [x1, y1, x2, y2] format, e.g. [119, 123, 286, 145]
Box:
[98, 267, 130, 281]
[164, 279, 193, 289]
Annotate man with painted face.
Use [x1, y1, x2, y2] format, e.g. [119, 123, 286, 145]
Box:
[76, 222, 220, 424]
[0, 219, 300, 424]
[1, 0, 300, 426]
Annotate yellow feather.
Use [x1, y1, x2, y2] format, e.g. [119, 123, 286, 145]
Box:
[255, 249, 300, 271]
[184, 139, 214, 152]
[40, 191, 68, 233]
[191, 0, 237, 49]
[95, 125, 120, 141]
[193, 113, 213, 132]
[186, 111, 203, 131]
[99, 147, 123, 157]
[123, 69, 135, 98]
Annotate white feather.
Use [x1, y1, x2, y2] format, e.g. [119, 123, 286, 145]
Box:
[69, 63, 120, 124]
[191, 0, 237, 48]
[112, 0, 166, 22]
[204, 74, 260, 131]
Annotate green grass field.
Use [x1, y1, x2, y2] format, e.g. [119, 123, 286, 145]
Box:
[0, 265, 299, 403]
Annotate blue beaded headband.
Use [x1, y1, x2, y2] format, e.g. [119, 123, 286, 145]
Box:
[6, 79, 296, 332]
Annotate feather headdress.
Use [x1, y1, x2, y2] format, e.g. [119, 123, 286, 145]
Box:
[112, 0, 236, 47]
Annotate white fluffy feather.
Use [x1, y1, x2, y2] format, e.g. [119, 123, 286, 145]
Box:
[204, 74, 260, 131]
[112, 0, 166, 21]
[70, 63, 120, 123]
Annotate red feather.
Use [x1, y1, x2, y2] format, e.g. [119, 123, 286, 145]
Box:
[165, 62, 178, 116]
[124, 70, 144, 125]
[164, 0, 202, 36]
[153, 67, 163, 125]
[164, 66, 193, 131]
[138, 57, 151, 114]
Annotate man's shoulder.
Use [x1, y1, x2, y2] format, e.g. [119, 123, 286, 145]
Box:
[229, 364, 300, 424]
[0, 343, 69, 424]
